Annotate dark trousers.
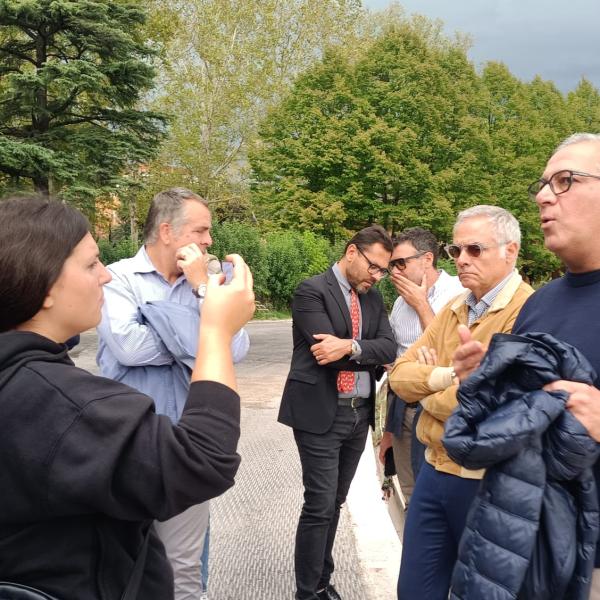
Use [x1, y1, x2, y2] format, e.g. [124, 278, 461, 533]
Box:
[386, 394, 426, 492]
[397, 462, 480, 600]
[293, 403, 371, 600]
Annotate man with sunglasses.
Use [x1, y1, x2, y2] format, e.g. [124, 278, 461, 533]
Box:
[379, 228, 464, 509]
[453, 133, 600, 600]
[388, 205, 533, 600]
[279, 225, 397, 600]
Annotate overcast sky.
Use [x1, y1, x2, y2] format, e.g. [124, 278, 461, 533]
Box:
[363, 0, 600, 93]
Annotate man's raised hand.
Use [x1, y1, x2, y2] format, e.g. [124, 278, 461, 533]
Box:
[452, 325, 486, 382]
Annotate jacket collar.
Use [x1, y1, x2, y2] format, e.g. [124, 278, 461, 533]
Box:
[326, 266, 352, 334]
[450, 269, 523, 316]
[326, 265, 372, 336]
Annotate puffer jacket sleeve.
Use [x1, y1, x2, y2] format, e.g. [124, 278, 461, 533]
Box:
[444, 333, 590, 469]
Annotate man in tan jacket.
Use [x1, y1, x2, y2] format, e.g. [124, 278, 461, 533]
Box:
[389, 205, 533, 600]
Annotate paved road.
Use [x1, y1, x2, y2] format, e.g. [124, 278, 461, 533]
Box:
[72, 321, 399, 599]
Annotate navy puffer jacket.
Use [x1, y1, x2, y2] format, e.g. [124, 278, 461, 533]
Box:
[443, 332, 600, 600]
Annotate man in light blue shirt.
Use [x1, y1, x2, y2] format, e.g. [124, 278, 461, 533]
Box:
[97, 187, 249, 600]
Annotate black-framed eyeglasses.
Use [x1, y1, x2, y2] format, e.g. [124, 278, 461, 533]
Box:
[389, 252, 426, 271]
[528, 169, 600, 200]
[444, 243, 506, 259]
[356, 246, 389, 278]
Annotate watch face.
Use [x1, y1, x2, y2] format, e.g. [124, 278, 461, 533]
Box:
[192, 283, 208, 298]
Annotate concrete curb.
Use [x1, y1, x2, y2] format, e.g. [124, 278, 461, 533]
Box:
[346, 439, 402, 599]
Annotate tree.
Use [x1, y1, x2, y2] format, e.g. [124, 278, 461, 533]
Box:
[250, 14, 593, 282]
[250, 49, 376, 239]
[0, 0, 165, 204]
[251, 18, 488, 241]
[145, 0, 363, 220]
[479, 63, 564, 280]
[567, 78, 600, 132]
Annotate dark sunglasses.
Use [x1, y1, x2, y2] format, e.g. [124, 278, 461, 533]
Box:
[444, 243, 505, 259]
[389, 252, 425, 271]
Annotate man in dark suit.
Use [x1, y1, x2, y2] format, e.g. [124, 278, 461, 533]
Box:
[279, 225, 397, 600]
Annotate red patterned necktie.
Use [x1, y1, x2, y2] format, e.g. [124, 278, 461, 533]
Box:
[337, 288, 360, 393]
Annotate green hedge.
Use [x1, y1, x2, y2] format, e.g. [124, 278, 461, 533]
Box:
[97, 237, 137, 265]
[210, 222, 270, 300]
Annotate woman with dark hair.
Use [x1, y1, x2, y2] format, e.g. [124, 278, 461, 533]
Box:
[0, 195, 255, 599]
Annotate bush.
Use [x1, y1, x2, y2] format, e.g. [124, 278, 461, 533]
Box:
[212, 225, 336, 309]
[98, 237, 137, 265]
[437, 256, 457, 276]
[377, 277, 397, 312]
[211, 222, 269, 299]
[299, 231, 332, 278]
[263, 231, 310, 309]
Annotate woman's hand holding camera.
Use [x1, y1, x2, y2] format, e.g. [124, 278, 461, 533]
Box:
[202, 254, 255, 337]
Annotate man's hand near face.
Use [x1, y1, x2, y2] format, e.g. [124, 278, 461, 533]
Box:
[176, 243, 209, 290]
[451, 325, 486, 382]
[391, 273, 434, 329]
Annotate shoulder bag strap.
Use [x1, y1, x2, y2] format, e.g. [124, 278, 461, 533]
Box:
[120, 521, 152, 600]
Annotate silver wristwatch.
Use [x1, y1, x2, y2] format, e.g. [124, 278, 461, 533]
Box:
[192, 283, 207, 299]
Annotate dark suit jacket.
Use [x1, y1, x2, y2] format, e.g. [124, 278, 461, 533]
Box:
[278, 267, 397, 434]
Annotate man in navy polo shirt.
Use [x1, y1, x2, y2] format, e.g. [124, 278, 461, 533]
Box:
[454, 132, 600, 599]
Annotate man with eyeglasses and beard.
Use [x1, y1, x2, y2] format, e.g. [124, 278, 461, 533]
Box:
[388, 205, 533, 600]
[279, 225, 397, 600]
[378, 228, 464, 510]
[453, 134, 600, 600]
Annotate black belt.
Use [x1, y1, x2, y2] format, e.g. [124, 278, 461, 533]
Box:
[337, 396, 370, 409]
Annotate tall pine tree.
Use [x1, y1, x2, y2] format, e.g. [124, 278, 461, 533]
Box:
[0, 0, 165, 203]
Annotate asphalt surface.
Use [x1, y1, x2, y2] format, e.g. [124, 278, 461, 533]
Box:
[72, 321, 400, 599]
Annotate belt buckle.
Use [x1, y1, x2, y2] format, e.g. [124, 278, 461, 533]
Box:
[350, 396, 360, 409]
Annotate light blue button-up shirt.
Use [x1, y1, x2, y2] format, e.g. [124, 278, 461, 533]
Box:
[97, 246, 249, 422]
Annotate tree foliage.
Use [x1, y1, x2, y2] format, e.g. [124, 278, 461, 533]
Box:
[0, 0, 165, 204]
[145, 0, 363, 221]
[251, 18, 489, 240]
[250, 14, 600, 281]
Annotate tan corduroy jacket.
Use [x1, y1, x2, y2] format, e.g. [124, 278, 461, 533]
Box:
[389, 270, 534, 479]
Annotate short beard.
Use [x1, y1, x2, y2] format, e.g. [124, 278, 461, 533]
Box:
[348, 275, 369, 295]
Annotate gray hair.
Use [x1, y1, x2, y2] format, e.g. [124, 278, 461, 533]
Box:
[553, 132, 600, 156]
[143, 187, 208, 244]
[454, 205, 521, 246]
